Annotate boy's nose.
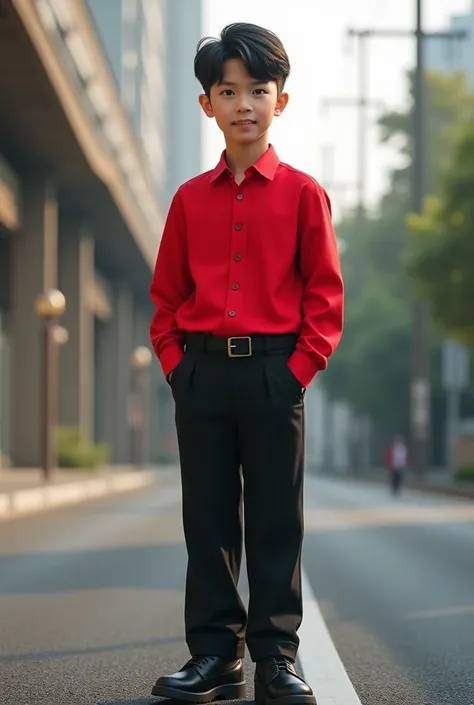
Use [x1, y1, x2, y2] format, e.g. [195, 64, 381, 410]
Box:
[236, 100, 252, 113]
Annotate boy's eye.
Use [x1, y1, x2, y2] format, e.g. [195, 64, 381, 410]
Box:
[221, 90, 234, 96]
[254, 88, 268, 95]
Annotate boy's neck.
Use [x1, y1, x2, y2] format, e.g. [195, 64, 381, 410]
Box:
[224, 135, 270, 183]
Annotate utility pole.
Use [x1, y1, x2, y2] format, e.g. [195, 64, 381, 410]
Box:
[320, 30, 384, 218]
[319, 144, 358, 218]
[412, 0, 430, 478]
[342, 3, 467, 476]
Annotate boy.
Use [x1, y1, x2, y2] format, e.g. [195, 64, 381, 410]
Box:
[149, 22, 343, 705]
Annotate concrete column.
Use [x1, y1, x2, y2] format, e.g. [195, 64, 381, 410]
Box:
[10, 175, 58, 466]
[58, 222, 95, 439]
[96, 286, 134, 463]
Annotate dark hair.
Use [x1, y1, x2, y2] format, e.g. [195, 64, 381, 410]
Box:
[194, 23, 290, 96]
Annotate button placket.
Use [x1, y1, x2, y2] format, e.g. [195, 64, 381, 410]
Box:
[227, 187, 245, 322]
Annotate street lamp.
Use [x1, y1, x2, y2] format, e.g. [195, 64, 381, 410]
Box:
[130, 346, 152, 469]
[34, 289, 66, 480]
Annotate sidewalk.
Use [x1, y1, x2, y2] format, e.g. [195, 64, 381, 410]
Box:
[0, 464, 178, 521]
[407, 471, 474, 500]
[358, 467, 474, 500]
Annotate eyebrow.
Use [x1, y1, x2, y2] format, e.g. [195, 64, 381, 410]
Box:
[218, 79, 269, 86]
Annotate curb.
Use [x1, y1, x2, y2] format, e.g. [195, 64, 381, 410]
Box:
[314, 471, 474, 502]
[407, 481, 474, 501]
[361, 474, 474, 501]
[0, 469, 155, 521]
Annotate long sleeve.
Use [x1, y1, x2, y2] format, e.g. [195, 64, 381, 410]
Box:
[149, 189, 194, 379]
[287, 181, 344, 388]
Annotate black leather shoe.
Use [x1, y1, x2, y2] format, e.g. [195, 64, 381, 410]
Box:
[151, 655, 246, 702]
[254, 657, 316, 705]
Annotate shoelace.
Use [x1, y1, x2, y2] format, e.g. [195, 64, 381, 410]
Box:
[184, 655, 215, 670]
[274, 657, 296, 674]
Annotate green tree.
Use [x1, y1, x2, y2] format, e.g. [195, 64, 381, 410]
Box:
[322, 70, 474, 436]
[407, 122, 474, 346]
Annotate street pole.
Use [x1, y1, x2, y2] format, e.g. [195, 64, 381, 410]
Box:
[336, 12, 468, 477]
[321, 31, 382, 218]
[130, 346, 152, 469]
[35, 289, 66, 482]
[356, 31, 369, 219]
[42, 318, 57, 480]
[411, 0, 430, 476]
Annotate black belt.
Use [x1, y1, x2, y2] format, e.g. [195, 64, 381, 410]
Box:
[185, 333, 297, 358]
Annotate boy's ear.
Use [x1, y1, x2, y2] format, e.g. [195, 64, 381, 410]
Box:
[274, 92, 289, 116]
[199, 93, 215, 118]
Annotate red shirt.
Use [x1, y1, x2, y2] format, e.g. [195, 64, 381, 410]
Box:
[150, 145, 344, 388]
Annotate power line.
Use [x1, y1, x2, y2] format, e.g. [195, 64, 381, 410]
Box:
[335, 3, 468, 477]
[320, 30, 385, 219]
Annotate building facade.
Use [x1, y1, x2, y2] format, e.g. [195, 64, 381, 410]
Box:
[163, 0, 203, 204]
[87, 0, 203, 205]
[86, 0, 167, 195]
[0, 0, 166, 468]
[85, 0, 203, 462]
[425, 5, 474, 85]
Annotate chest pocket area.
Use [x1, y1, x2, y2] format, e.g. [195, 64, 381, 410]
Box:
[248, 207, 299, 260]
[186, 207, 232, 267]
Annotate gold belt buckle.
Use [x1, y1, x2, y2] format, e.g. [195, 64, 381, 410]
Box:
[227, 336, 252, 357]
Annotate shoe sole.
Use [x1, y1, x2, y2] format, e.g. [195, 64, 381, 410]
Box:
[255, 691, 317, 705]
[151, 681, 246, 702]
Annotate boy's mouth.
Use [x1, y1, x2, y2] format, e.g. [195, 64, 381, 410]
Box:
[232, 120, 256, 126]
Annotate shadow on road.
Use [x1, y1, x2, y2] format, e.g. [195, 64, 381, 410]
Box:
[98, 700, 252, 705]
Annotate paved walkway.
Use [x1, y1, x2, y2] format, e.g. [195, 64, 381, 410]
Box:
[356, 467, 474, 500]
[0, 465, 137, 494]
[0, 465, 179, 521]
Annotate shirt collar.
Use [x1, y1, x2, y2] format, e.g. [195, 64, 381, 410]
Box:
[210, 144, 280, 183]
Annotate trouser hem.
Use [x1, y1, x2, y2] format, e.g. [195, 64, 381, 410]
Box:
[187, 635, 246, 659]
[247, 640, 298, 663]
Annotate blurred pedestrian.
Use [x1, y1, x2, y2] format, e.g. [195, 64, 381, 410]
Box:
[150, 22, 343, 705]
[385, 435, 408, 495]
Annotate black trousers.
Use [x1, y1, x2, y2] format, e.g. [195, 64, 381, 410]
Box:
[390, 469, 403, 495]
[170, 334, 305, 662]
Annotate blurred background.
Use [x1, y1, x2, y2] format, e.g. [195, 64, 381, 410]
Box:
[0, 0, 473, 488]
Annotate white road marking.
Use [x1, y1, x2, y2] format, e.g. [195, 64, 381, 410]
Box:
[299, 568, 362, 705]
[406, 604, 474, 620]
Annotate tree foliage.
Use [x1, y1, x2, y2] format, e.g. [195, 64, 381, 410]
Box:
[322, 70, 474, 435]
[407, 123, 474, 347]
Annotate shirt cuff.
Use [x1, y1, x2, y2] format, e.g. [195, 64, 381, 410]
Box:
[287, 350, 320, 389]
[159, 344, 184, 380]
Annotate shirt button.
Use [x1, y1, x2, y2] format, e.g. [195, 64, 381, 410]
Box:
[228, 310, 236, 317]
[234, 223, 242, 231]
[231, 283, 239, 290]
[236, 193, 243, 200]
[234, 254, 241, 261]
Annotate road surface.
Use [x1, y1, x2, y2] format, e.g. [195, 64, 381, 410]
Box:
[1, 468, 473, 704]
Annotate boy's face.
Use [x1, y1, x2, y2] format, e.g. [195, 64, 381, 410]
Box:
[199, 58, 288, 145]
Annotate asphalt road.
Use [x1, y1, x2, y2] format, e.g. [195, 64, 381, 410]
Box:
[303, 474, 474, 705]
[0, 469, 473, 705]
